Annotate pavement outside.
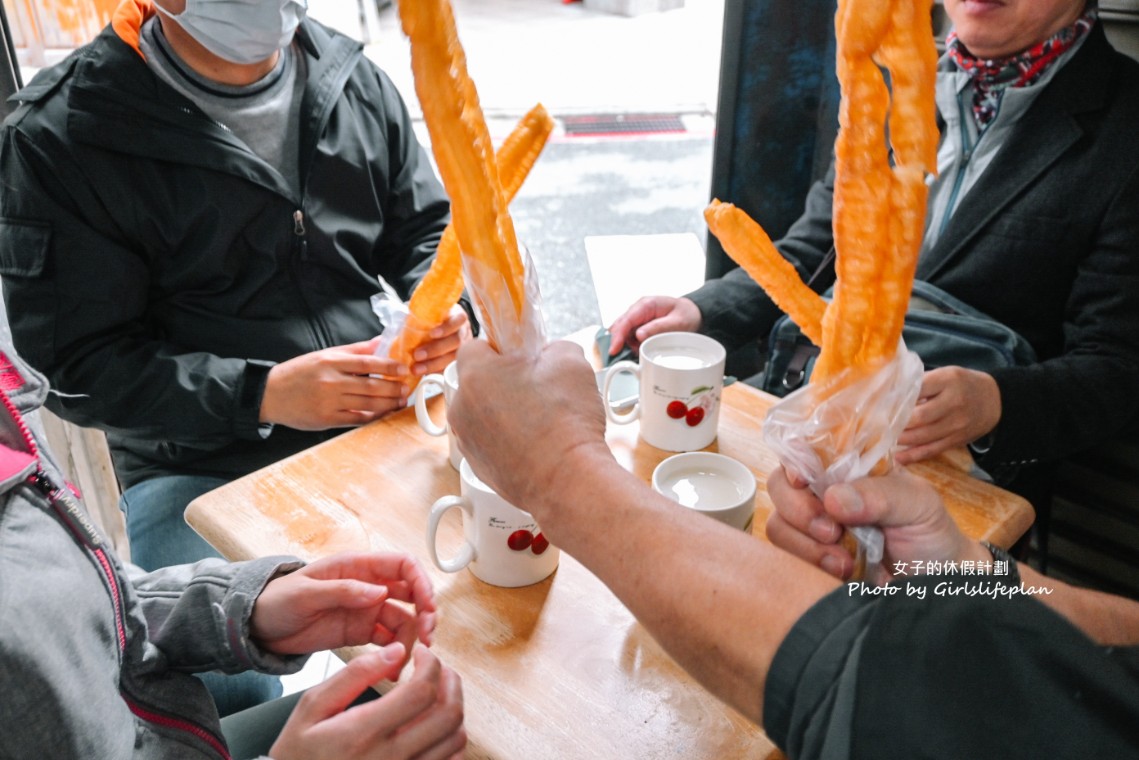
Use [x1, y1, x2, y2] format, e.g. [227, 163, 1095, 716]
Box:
[313, 0, 727, 340]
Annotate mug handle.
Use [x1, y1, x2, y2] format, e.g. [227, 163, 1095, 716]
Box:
[415, 373, 448, 436]
[603, 360, 640, 425]
[426, 495, 475, 573]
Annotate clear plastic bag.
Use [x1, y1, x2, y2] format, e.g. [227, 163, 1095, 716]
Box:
[460, 243, 548, 356]
[372, 244, 548, 366]
[763, 343, 924, 572]
[371, 294, 411, 360]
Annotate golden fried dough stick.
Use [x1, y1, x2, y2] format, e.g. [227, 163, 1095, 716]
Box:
[818, 5, 894, 383]
[705, 200, 828, 347]
[835, 0, 892, 56]
[859, 166, 927, 365]
[705, 0, 937, 393]
[386, 104, 555, 372]
[875, 0, 939, 174]
[398, 0, 526, 349]
[858, 0, 939, 364]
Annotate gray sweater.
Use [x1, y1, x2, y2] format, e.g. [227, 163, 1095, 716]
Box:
[0, 339, 304, 758]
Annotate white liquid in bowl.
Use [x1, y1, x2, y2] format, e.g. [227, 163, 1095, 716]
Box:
[659, 468, 748, 509]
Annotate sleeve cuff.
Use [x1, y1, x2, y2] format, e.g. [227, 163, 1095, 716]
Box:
[222, 557, 310, 675]
[234, 359, 276, 441]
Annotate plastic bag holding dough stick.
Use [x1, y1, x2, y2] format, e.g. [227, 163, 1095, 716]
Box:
[397, 0, 547, 356]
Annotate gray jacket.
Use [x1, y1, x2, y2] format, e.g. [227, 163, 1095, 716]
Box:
[0, 340, 304, 758]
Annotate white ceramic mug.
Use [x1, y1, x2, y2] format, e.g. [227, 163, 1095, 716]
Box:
[414, 362, 461, 470]
[652, 452, 757, 532]
[603, 332, 727, 452]
[426, 459, 560, 587]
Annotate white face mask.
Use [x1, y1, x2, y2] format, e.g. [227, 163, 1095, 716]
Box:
[156, 0, 308, 65]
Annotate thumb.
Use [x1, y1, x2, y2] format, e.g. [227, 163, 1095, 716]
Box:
[823, 469, 942, 529]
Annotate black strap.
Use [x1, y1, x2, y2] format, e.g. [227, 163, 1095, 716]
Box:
[777, 245, 833, 392]
[806, 245, 837, 289]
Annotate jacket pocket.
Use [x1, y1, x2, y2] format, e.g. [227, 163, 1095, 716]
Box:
[986, 212, 1069, 243]
[0, 219, 50, 277]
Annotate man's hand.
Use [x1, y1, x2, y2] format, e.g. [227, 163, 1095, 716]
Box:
[766, 466, 987, 581]
[895, 366, 1001, 464]
[448, 340, 611, 516]
[260, 339, 411, 430]
[410, 305, 473, 377]
[607, 296, 702, 357]
[271, 644, 466, 760]
[250, 553, 436, 657]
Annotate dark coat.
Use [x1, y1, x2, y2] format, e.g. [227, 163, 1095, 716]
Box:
[0, 12, 451, 487]
[690, 23, 1139, 485]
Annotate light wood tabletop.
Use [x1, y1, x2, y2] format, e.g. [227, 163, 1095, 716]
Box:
[186, 357, 1033, 760]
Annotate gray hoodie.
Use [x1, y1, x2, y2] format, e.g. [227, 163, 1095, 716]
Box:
[0, 339, 305, 759]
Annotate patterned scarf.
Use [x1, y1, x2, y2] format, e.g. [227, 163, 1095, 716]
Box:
[947, 6, 1097, 130]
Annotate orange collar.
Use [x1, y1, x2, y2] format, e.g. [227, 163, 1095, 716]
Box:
[111, 0, 156, 59]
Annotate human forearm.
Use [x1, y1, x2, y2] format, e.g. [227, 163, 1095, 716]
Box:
[45, 343, 268, 443]
[130, 556, 308, 673]
[952, 539, 1139, 645]
[1014, 562, 1139, 646]
[537, 451, 838, 725]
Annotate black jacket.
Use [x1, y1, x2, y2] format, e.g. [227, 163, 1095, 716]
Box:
[689, 24, 1139, 483]
[0, 10, 451, 487]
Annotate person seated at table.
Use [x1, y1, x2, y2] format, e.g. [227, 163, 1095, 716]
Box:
[1, 0, 471, 712]
[450, 339, 1139, 757]
[607, 0, 1139, 514]
[0, 338, 466, 760]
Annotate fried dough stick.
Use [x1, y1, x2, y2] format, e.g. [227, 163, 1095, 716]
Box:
[704, 200, 827, 347]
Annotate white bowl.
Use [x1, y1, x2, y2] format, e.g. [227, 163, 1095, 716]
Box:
[651, 452, 757, 531]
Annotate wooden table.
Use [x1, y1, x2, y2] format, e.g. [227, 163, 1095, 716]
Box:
[186, 381, 1033, 760]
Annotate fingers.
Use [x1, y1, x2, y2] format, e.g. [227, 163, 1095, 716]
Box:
[412, 340, 461, 376]
[356, 647, 445, 740]
[307, 553, 437, 613]
[766, 466, 853, 578]
[607, 298, 656, 355]
[766, 513, 854, 579]
[608, 296, 685, 354]
[331, 350, 413, 379]
[433, 306, 471, 338]
[398, 665, 466, 760]
[766, 466, 842, 543]
[894, 438, 955, 465]
[314, 579, 390, 614]
[291, 644, 407, 724]
[899, 367, 1000, 459]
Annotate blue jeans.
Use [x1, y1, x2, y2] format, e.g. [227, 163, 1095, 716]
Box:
[120, 474, 283, 717]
